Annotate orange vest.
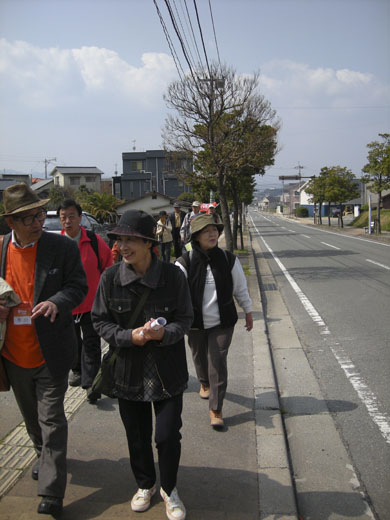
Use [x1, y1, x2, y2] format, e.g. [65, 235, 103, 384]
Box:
[2, 242, 44, 368]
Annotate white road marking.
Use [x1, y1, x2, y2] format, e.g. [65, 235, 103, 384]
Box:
[302, 234, 311, 239]
[366, 259, 390, 270]
[250, 215, 390, 445]
[321, 241, 341, 250]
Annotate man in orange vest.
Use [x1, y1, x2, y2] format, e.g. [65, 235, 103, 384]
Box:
[0, 184, 87, 516]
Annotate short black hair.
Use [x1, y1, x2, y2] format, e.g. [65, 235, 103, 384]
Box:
[57, 199, 82, 216]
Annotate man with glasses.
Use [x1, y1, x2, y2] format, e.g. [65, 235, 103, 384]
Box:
[0, 184, 87, 516]
[57, 199, 112, 402]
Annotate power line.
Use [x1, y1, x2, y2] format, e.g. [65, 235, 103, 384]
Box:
[172, 0, 198, 72]
[153, 0, 186, 81]
[180, 0, 204, 69]
[208, 0, 222, 69]
[193, 0, 211, 77]
[164, 0, 197, 81]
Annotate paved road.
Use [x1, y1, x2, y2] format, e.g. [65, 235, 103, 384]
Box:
[249, 211, 390, 520]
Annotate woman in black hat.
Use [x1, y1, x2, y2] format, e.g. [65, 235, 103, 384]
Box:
[91, 210, 193, 520]
[176, 214, 253, 429]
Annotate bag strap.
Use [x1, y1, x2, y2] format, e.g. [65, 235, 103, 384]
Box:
[127, 286, 152, 329]
[86, 230, 101, 272]
[108, 285, 152, 363]
[0, 236, 3, 264]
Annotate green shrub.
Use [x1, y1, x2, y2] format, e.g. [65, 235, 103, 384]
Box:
[295, 206, 309, 218]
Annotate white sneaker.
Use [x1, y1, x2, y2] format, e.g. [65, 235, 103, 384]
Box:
[131, 486, 156, 512]
[160, 487, 186, 520]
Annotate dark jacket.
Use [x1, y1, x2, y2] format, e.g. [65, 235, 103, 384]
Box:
[0, 231, 88, 378]
[169, 210, 186, 231]
[91, 254, 193, 398]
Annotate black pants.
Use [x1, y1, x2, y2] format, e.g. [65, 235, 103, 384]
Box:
[118, 393, 183, 495]
[72, 312, 102, 388]
[171, 229, 182, 259]
[160, 241, 172, 263]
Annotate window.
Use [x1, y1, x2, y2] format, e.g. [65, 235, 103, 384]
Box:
[131, 161, 143, 171]
[55, 176, 59, 185]
[85, 176, 95, 183]
[70, 177, 80, 186]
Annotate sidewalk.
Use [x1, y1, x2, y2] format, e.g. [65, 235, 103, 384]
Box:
[0, 231, 297, 519]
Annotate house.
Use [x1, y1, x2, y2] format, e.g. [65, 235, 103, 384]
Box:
[31, 178, 54, 199]
[114, 149, 192, 201]
[259, 196, 279, 211]
[115, 192, 190, 219]
[50, 166, 103, 193]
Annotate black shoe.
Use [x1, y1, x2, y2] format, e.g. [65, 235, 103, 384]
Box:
[86, 387, 101, 403]
[37, 496, 63, 515]
[68, 371, 81, 387]
[32, 460, 39, 480]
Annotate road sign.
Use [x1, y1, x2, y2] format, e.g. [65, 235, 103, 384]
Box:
[278, 175, 301, 180]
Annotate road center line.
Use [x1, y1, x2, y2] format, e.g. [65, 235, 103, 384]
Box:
[250, 215, 390, 445]
[321, 241, 341, 250]
[302, 234, 311, 239]
[366, 259, 390, 270]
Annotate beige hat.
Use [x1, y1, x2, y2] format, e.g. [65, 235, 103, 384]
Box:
[192, 201, 201, 207]
[2, 183, 50, 217]
[190, 214, 224, 236]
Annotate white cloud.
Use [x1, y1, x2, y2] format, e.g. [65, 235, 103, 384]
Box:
[260, 59, 388, 108]
[0, 38, 176, 109]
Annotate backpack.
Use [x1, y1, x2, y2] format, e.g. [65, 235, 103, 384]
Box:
[86, 230, 101, 272]
[177, 248, 235, 272]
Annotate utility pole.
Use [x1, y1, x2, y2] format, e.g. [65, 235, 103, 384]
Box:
[294, 161, 306, 182]
[44, 157, 56, 179]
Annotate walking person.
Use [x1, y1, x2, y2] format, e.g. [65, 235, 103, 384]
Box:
[156, 210, 173, 263]
[91, 210, 193, 520]
[169, 203, 186, 259]
[0, 184, 87, 516]
[208, 203, 222, 224]
[180, 201, 201, 246]
[58, 199, 113, 402]
[176, 214, 253, 429]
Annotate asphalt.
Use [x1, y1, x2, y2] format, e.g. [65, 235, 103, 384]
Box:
[1, 217, 382, 520]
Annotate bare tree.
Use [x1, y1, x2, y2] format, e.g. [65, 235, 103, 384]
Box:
[162, 63, 279, 251]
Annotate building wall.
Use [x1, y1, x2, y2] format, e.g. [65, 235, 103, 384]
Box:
[121, 150, 192, 201]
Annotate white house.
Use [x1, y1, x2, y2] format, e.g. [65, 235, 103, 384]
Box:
[50, 166, 103, 193]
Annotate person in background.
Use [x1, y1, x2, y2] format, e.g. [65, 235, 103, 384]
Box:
[180, 201, 201, 246]
[91, 209, 193, 520]
[156, 210, 173, 263]
[169, 203, 186, 259]
[176, 214, 253, 429]
[208, 204, 222, 224]
[58, 200, 113, 402]
[0, 184, 87, 516]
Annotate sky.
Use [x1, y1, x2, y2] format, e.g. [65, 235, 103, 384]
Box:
[0, 0, 389, 190]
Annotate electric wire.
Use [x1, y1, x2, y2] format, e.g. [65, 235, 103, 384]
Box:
[180, 0, 205, 70]
[153, 0, 186, 81]
[164, 0, 197, 81]
[193, 0, 211, 77]
[172, 0, 198, 73]
[208, 0, 222, 69]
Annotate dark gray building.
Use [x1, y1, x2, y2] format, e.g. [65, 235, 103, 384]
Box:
[113, 150, 192, 201]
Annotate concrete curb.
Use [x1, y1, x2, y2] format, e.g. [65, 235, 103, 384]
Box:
[247, 225, 298, 520]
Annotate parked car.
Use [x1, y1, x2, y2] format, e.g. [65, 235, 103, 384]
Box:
[43, 210, 110, 244]
[330, 207, 341, 217]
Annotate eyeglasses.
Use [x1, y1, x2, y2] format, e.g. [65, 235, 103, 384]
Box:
[15, 209, 47, 226]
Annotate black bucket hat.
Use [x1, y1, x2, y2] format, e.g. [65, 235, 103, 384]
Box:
[108, 210, 158, 244]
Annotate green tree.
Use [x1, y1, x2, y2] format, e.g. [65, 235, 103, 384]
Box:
[81, 192, 123, 223]
[47, 185, 76, 209]
[323, 166, 359, 227]
[362, 133, 390, 233]
[162, 62, 279, 251]
[305, 173, 327, 224]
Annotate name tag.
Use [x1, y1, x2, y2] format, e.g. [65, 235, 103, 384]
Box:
[13, 303, 33, 326]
